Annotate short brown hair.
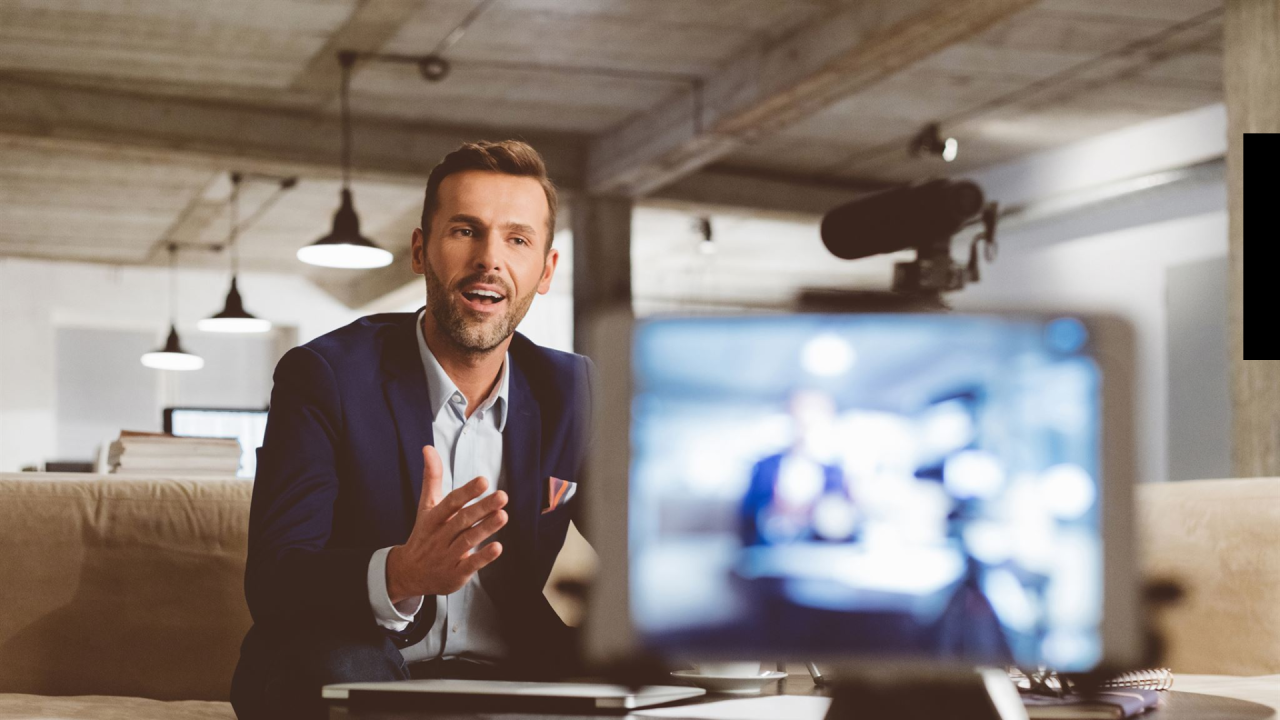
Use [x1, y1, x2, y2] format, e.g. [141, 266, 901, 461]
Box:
[421, 140, 558, 251]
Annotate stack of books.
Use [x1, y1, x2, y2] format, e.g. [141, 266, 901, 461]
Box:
[107, 431, 242, 477]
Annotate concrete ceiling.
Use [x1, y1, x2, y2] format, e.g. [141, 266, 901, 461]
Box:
[723, 0, 1225, 183]
[0, 0, 1226, 308]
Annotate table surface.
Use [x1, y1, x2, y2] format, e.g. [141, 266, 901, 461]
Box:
[329, 671, 1280, 720]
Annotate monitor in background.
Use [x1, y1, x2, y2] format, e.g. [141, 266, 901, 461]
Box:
[164, 407, 268, 479]
[586, 312, 1139, 673]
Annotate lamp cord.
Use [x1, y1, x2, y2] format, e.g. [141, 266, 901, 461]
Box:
[434, 0, 499, 56]
[229, 173, 241, 276]
[167, 243, 178, 326]
[339, 55, 353, 190]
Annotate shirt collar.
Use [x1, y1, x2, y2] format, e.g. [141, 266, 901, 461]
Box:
[415, 309, 509, 430]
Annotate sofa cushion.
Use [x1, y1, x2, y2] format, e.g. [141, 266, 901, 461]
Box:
[1139, 477, 1280, 675]
[0, 475, 252, 701]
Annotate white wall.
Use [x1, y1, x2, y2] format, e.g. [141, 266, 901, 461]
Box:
[952, 211, 1229, 485]
[1166, 256, 1231, 481]
[631, 205, 902, 313]
[0, 258, 365, 471]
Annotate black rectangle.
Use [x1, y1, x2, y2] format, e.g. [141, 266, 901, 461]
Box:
[1244, 133, 1278, 359]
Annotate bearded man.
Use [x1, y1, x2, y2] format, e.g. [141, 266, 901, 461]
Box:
[231, 141, 593, 720]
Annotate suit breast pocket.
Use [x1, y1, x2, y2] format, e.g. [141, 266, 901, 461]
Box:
[540, 475, 578, 515]
[536, 475, 575, 557]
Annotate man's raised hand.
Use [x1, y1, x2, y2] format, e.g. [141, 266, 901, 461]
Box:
[386, 445, 507, 605]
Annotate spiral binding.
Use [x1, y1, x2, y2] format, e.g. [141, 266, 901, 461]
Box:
[1008, 667, 1175, 696]
[1100, 668, 1174, 691]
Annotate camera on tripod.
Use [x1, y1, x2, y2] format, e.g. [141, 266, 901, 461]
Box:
[821, 179, 999, 296]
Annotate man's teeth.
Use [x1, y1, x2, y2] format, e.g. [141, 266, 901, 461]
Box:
[465, 289, 504, 303]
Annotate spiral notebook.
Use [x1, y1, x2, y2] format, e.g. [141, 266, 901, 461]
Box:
[1011, 668, 1173, 720]
[1099, 669, 1174, 691]
[1008, 667, 1175, 693]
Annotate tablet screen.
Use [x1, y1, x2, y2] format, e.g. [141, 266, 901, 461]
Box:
[627, 314, 1104, 669]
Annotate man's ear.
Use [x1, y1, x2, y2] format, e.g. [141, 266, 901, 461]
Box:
[537, 248, 560, 295]
[410, 228, 426, 275]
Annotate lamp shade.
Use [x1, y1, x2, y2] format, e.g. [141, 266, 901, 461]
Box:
[199, 277, 272, 333]
[141, 324, 204, 371]
[297, 189, 394, 269]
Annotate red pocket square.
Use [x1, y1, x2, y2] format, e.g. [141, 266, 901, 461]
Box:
[542, 476, 577, 514]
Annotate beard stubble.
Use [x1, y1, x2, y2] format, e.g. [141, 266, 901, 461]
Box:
[423, 260, 540, 356]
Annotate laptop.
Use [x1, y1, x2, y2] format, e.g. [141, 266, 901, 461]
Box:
[322, 678, 705, 712]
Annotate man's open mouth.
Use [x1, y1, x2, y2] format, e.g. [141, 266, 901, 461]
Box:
[460, 288, 507, 308]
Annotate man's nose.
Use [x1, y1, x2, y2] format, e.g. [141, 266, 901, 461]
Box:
[471, 232, 503, 272]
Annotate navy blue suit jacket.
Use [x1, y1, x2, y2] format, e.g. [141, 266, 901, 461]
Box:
[241, 311, 593, 671]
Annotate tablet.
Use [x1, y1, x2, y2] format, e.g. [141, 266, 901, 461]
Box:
[585, 311, 1139, 672]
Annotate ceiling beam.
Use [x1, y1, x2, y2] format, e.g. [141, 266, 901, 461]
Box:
[0, 72, 902, 227]
[0, 73, 586, 190]
[968, 103, 1227, 212]
[289, 0, 428, 103]
[647, 166, 886, 220]
[586, 0, 1038, 197]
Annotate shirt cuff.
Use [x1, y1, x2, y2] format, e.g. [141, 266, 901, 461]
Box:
[367, 546, 425, 632]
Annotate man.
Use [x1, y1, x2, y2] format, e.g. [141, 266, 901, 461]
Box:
[740, 389, 851, 546]
[231, 141, 593, 720]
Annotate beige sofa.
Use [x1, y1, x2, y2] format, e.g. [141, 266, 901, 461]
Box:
[0, 472, 1275, 718]
[1138, 477, 1280, 676]
[0, 473, 594, 719]
[0, 474, 249, 719]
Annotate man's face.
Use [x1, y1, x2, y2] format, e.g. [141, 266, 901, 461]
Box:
[411, 170, 558, 355]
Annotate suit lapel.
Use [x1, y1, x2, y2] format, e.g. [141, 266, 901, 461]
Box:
[501, 357, 542, 566]
[382, 313, 435, 528]
[480, 354, 541, 621]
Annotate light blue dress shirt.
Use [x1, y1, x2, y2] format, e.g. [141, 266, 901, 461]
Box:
[365, 310, 510, 663]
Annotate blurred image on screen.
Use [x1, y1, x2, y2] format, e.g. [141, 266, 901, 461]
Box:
[629, 315, 1102, 670]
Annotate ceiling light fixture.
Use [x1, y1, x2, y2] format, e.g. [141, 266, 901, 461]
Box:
[418, 54, 450, 82]
[200, 173, 273, 333]
[696, 217, 716, 256]
[297, 51, 394, 270]
[142, 244, 204, 371]
[910, 122, 959, 163]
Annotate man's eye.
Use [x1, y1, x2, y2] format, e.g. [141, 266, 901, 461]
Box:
[512, 237, 529, 246]
[455, 227, 473, 237]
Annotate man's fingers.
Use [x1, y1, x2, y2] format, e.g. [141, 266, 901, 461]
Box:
[429, 475, 490, 522]
[443, 490, 508, 538]
[449, 510, 508, 555]
[458, 542, 503, 575]
[419, 445, 445, 513]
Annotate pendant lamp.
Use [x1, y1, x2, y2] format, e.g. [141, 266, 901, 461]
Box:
[142, 244, 204, 371]
[200, 173, 272, 333]
[297, 52, 393, 270]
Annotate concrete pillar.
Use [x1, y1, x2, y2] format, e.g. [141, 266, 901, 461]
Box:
[569, 195, 633, 358]
[1226, 0, 1280, 476]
